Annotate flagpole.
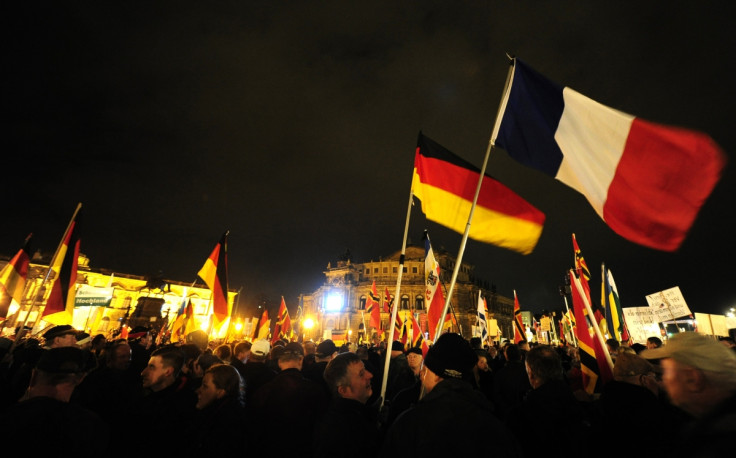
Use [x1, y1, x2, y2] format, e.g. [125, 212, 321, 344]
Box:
[570, 270, 614, 372]
[433, 59, 516, 342]
[23, 203, 83, 336]
[379, 184, 415, 410]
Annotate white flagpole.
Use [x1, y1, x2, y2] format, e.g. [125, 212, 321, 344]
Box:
[379, 183, 415, 410]
[433, 59, 516, 342]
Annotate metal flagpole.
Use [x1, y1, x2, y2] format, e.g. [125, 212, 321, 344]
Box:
[433, 59, 516, 342]
[379, 183, 415, 410]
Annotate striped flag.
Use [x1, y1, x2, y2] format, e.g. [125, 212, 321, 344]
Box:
[573, 234, 607, 334]
[412, 132, 545, 254]
[423, 231, 445, 341]
[569, 270, 609, 394]
[384, 287, 402, 342]
[493, 58, 725, 251]
[169, 290, 189, 342]
[366, 280, 381, 332]
[476, 291, 489, 344]
[513, 290, 527, 344]
[197, 231, 229, 324]
[602, 263, 630, 344]
[272, 297, 292, 344]
[257, 309, 270, 340]
[0, 234, 32, 321]
[43, 205, 82, 325]
[410, 312, 429, 358]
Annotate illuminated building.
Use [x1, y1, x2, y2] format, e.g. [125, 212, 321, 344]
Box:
[298, 244, 516, 344]
[0, 252, 236, 339]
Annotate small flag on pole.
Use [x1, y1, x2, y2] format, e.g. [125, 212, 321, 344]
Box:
[197, 231, 230, 324]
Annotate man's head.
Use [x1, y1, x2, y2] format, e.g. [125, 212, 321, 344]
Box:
[278, 342, 305, 370]
[475, 350, 490, 372]
[43, 325, 78, 349]
[422, 333, 476, 393]
[304, 341, 317, 355]
[106, 340, 132, 371]
[29, 346, 88, 401]
[141, 346, 185, 392]
[646, 336, 662, 349]
[524, 345, 563, 389]
[641, 332, 736, 417]
[605, 338, 620, 354]
[406, 347, 424, 375]
[390, 340, 404, 358]
[316, 339, 338, 361]
[234, 341, 252, 362]
[323, 352, 373, 404]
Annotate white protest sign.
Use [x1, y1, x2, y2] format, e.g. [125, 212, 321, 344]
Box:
[622, 307, 661, 344]
[645, 286, 692, 321]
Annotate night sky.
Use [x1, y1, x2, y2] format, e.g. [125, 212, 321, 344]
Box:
[4, 2, 735, 318]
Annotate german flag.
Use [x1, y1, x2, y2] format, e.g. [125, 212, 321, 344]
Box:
[411, 132, 545, 255]
[0, 234, 32, 320]
[198, 231, 229, 323]
[43, 205, 82, 325]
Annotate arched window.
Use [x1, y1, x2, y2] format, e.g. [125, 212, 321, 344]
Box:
[401, 294, 410, 310]
[415, 295, 424, 310]
[359, 295, 367, 310]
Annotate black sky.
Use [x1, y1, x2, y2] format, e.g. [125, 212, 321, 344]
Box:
[4, 2, 735, 318]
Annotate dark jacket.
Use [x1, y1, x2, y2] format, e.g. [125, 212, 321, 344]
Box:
[506, 379, 591, 458]
[126, 377, 197, 455]
[678, 391, 736, 458]
[492, 360, 531, 420]
[591, 380, 687, 457]
[249, 368, 328, 457]
[0, 396, 110, 456]
[241, 360, 276, 407]
[314, 397, 382, 458]
[382, 378, 522, 458]
[190, 395, 248, 454]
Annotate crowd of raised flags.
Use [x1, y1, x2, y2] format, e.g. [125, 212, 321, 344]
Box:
[0, 58, 726, 396]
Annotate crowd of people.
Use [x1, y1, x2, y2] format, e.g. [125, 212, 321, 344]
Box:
[0, 324, 734, 457]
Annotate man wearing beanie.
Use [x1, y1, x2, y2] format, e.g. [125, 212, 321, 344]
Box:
[381, 333, 521, 457]
[641, 331, 736, 455]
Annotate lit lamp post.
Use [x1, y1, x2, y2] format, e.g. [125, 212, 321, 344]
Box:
[303, 317, 315, 341]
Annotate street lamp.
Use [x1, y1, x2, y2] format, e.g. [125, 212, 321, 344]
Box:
[303, 317, 315, 341]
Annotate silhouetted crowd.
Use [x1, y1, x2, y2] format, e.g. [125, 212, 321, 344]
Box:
[1, 325, 734, 458]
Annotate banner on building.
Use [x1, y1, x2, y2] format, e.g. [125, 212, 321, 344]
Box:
[74, 285, 114, 308]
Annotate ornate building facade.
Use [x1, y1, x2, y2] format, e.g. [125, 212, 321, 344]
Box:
[298, 244, 515, 344]
[0, 252, 236, 339]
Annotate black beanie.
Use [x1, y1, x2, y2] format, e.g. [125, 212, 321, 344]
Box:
[423, 333, 476, 379]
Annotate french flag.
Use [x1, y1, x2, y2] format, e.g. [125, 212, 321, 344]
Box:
[493, 59, 726, 251]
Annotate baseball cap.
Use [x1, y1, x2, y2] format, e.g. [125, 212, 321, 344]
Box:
[251, 339, 271, 357]
[43, 325, 78, 341]
[641, 331, 736, 374]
